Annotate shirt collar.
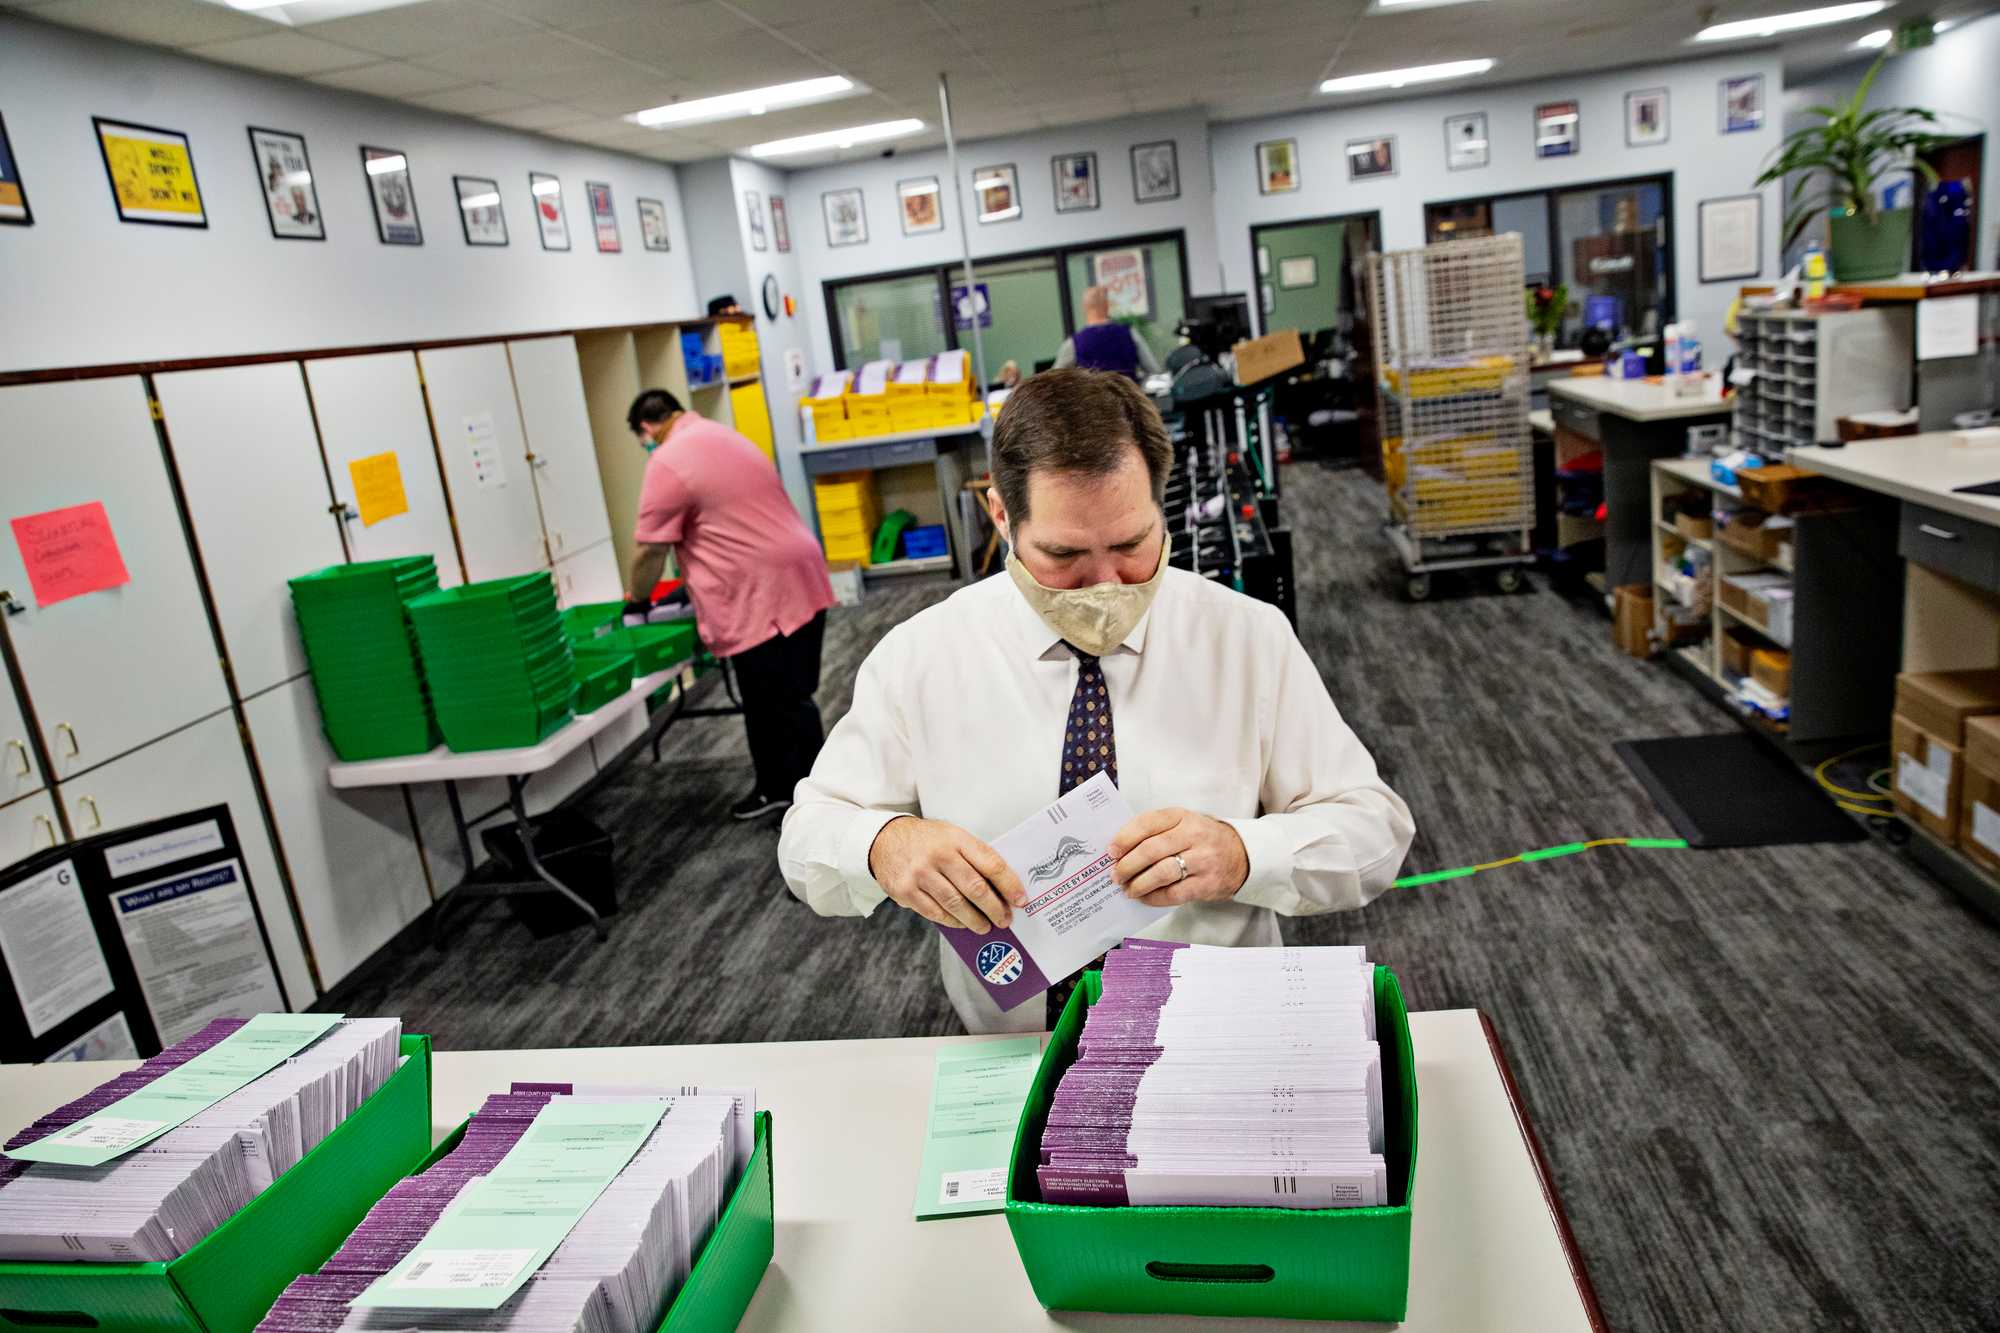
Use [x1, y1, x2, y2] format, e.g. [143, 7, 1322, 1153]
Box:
[998, 564, 1160, 663]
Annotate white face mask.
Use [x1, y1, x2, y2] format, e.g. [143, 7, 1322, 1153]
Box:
[1004, 533, 1169, 657]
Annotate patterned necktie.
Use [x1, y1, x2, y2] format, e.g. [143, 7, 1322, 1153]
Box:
[1058, 646, 1118, 795]
[1048, 645, 1117, 1029]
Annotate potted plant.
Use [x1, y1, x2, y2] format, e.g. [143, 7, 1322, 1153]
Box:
[1525, 282, 1567, 358]
[1755, 53, 1948, 281]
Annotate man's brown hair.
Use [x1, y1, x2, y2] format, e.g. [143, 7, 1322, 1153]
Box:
[992, 368, 1171, 526]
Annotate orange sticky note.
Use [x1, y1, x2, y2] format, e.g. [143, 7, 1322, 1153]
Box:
[10, 502, 132, 608]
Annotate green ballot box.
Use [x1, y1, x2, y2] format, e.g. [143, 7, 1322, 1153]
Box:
[1004, 969, 1418, 1322]
[398, 1107, 776, 1332]
[0, 1034, 434, 1333]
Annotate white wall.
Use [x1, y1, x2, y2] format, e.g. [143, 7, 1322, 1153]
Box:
[1209, 49, 1787, 369]
[730, 158, 814, 518]
[781, 111, 1219, 375]
[1785, 14, 2000, 272]
[0, 14, 699, 373]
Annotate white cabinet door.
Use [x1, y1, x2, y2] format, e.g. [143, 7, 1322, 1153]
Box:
[57, 711, 315, 1007]
[305, 352, 464, 586]
[0, 378, 231, 778]
[553, 538, 623, 609]
[244, 680, 431, 989]
[0, 790, 63, 865]
[0, 678, 44, 808]
[154, 363, 348, 700]
[509, 336, 614, 562]
[418, 344, 547, 583]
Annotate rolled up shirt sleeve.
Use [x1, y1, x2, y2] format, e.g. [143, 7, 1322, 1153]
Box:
[1227, 614, 1415, 916]
[778, 629, 919, 917]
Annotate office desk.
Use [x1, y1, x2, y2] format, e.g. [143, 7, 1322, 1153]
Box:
[800, 423, 983, 580]
[0, 1010, 1602, 1332]
[1550, 378, 1731, 593]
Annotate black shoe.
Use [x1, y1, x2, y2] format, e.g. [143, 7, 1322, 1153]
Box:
[731, 790, 789, 820]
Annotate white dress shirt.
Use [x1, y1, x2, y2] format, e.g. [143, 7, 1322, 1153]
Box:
[777, 566, 1415, 1033]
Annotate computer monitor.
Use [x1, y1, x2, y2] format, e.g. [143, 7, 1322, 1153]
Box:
[1183, 294, 1251, 357]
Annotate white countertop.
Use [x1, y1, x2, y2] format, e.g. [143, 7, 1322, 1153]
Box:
[799, 421, 983, 454]
[1791, 435, 2000, 528]
[1548, 375, 1731, 421]
[326, 661, 687, 787]
[1, 1012, 1596, 1332]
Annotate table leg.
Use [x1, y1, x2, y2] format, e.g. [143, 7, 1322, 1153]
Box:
[430, 779, 478, 949]
[508, 775, 607, 942]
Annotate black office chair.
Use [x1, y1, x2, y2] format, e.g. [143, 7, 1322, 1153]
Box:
[1165, 344, 1207, 373]
[1033, 358, 1056, 374]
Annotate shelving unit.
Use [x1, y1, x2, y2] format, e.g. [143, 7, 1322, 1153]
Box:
[1650, 456, 1902, 743]
[1732, 306, 1911, 451]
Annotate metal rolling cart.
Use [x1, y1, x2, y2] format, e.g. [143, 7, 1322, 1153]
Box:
[1367, 234, 1536, 601]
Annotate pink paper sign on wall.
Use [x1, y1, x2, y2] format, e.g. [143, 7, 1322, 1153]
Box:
[11, 501, 132, 608]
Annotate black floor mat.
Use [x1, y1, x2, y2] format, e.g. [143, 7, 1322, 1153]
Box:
[1614, 733, 1868, 848]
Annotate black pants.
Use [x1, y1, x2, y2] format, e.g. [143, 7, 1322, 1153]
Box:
[728, 611, 827, 801]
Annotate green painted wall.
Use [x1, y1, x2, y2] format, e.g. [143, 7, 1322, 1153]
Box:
[1260, 220, 1345, 337]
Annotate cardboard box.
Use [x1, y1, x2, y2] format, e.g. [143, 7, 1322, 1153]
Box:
[1006, 968, 1415, 1322]
[1717, 510, 1781, 562]
[1961, 761, 2000, 874]
[1893, 670, 2000, 747]
[1231, 329, 1305, 386]
[1674, 511, 1714, 541]
[1613, 584, 1654, 658]
[1751, 646, 1791, 698]
[1719, 573, 1793, 645]
[1966, 714, 2000, 776]
[1892, 713, 1963, 843]
[0, 1035, 434, 1331]
[1721, 625, 1759, 679]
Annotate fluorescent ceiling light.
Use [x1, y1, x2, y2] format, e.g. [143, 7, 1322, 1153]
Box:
[630, 76, 861, 129]
[459, 192, 500, 209]
[207, 0, 433, 20]
[1693, 2, 1888, 42]
[1319, 58, 1495, 94]
[1366, 0, 1489, 11]
[364, 153, 406, 176]
[1855, 27, 1893, 45]
[748, 118, 923, 158]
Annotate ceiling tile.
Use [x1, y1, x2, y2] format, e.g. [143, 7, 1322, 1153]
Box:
[478, 103, 596, 130]
[13, 0, 269, 47]
[185, 30, 377, 76]
[560, 8, 761, 61]
[417, 30, 609, 80]
[405, 83, 540, 115]
[310, 59, 468, 98]
[476, 0, 683, 28]
[305, 1, 538, 59]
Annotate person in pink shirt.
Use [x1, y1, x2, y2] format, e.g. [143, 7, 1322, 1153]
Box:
[626, 388, 835, 820]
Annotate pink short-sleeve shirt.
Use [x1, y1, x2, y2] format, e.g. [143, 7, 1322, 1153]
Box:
[634, 413, 833, 658]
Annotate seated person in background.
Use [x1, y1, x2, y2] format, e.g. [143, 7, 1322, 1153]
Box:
[778, 368, 1414, 1033]
[1054, 285, 1163, 382]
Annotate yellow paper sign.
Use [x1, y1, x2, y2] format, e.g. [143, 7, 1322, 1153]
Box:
[100, 130, 204, 221]
[349, 452, 409, 528]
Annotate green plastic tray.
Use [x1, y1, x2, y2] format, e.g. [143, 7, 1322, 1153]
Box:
[1004, 968, 1417, 1322]
[561, 602, 627, 643]
[401, 1108, 774, 1332]
[0, 1033, 434, 1333]
[602, 622, 700, 675]
[573, 648, 636, 713]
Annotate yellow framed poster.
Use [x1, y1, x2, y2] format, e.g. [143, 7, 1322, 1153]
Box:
[0, 111, 30, 225]
[93, 116, 206, 227]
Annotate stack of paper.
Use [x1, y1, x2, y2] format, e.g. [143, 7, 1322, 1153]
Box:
[405, 573, 576, 752]
[1038, 940, 1388, 1210]
[0, 1015, 403, 1260]
[289, 556, 441, 760]
[259, 1080, 755, 1332]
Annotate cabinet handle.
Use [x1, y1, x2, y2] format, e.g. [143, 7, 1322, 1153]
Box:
[5, 738, 26, 777]
[78, 795, 102, 831]
[32, 815, 55, 849]
[1917, 523, 1960, 542]
[55, 722, 79, 758]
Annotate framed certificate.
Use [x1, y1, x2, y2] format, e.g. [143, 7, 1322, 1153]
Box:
[1699, 194, 1763, 283]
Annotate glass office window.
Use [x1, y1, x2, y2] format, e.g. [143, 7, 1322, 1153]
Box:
[832, 273, 948, 366]
[1066, 237, 1187, 365]
[974, 256, 1068, 381]
[1555, 180, 1669, 340]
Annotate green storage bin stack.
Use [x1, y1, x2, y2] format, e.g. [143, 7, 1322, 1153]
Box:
[561, 600, 627, 645]
[1005, 967, 1418, 1322]
[406, 573, 577, 751]
[572, 640, 637, 713]
[600, 620, 701, 676]
[288, 556, 441, 761]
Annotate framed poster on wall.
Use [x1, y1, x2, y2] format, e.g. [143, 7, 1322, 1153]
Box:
[898, 178, 940, 235]
[95, 117, 206, 227]
[824, 187, 867, 246]
[1699, 194, 1763, 282]
[1053, 151, 1098, 212]
[361, 144, 420, 244]
[247, 127, 321, 239]
[1625, 88, 1669, 147]
[1131, 140, 1179, 202]
[0, 112, 30, 225]
[1445, 112, 1488, 171]
[1256, 138, 1298, 194]
[974, 163, 1020, 223]
[528, 172, 569, 251]
[453, 174, 507, 246]
[1093, 248, 1151, 319]
[587, 180, 620, 252]
[1721, 74, 1764, 134]
[637, 197, 670, 251]
[770, 194, 790, 252]
[1346, 136, 1397, 181]
[745, 189, 766, 251]
[1534, 101, 1579, 158]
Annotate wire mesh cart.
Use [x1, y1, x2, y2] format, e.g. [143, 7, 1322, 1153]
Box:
[1366, 234, 1535, 601]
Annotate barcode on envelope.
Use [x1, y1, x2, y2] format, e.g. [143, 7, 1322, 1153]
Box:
[944, 1180, 960, 1198]
[406, 1261, 431, 1280]
[1271, 1175, 1297, 1195]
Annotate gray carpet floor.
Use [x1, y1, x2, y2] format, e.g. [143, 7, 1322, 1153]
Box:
[326, 461, 2000, 1333]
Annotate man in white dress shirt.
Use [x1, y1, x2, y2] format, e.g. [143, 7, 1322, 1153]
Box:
[778, 369, 1414, 1033]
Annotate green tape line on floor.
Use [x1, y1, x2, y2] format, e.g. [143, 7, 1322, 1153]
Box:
[1392, 836, 1691, 889]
